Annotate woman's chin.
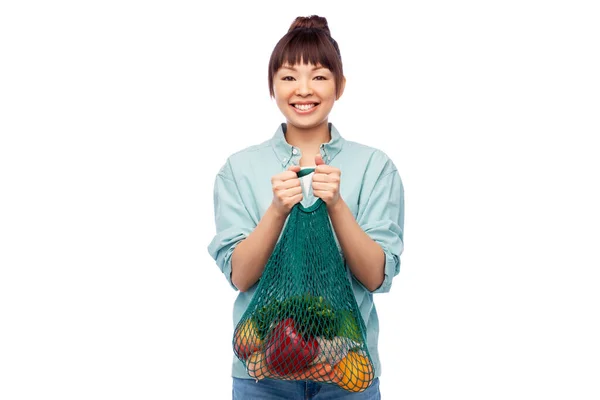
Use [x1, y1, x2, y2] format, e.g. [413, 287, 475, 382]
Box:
[285, 116, 328, 130]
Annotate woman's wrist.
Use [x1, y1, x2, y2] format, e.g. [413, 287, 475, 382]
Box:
[326, 196, 346, 216]
[268, 202, 291, 222]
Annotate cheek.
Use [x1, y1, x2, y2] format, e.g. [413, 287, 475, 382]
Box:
[316, 86, 337, 101]
[276, 97, 291, 110]
[273, 91, 287, 105]
[274, 87, 293, 103]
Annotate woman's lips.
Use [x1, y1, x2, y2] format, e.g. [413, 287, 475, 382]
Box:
[290, 103, 319, 114]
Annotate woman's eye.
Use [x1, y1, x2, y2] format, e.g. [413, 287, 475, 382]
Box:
[314, 76, 327, 80]
[282, 76, 295, 81]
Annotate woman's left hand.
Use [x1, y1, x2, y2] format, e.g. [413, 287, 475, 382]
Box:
[312, 154, 342, 208]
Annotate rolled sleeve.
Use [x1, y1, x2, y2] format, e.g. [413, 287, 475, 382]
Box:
[207, 161, 255, 291]
[357, 169, 405, 294]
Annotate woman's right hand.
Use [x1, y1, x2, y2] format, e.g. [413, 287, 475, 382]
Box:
[270, 165, 302, 218]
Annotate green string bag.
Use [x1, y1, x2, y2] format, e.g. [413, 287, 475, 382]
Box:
[232, 168, 375, 393]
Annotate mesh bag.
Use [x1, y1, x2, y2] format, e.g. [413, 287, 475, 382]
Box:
[232, 168, 375, 393]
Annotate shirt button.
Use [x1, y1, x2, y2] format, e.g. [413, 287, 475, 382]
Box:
[292, 148, 298, 155]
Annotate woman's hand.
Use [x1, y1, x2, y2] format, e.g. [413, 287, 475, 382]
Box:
[270, 165, 303, 218]
[312, 154, 342, 208]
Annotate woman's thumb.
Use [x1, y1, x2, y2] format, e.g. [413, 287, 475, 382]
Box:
[315, 154, 325, 165]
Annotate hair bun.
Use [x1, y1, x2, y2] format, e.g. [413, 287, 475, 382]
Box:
[288, 15, 331, 35]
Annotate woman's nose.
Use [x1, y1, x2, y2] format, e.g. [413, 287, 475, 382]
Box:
[295, 79, 313, 96]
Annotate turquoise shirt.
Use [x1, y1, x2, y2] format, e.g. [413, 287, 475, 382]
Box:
[208, 122, 404, 379]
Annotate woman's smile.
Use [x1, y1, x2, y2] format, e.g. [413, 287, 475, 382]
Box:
[290, 102, 320, 114]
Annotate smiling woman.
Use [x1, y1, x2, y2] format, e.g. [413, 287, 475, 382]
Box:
[268, 17, 344, 99]
[272, 62, 343, 134]
[208, 14, 404, 399]
[267, 17, 346, 139]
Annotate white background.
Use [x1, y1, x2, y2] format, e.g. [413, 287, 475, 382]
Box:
[1, 1, 599, 399]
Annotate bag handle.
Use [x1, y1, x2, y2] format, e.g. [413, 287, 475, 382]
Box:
[297, 167, 315, 178]
[294, 167, 325, 212]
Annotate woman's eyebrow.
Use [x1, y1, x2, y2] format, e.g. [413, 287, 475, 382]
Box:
[280, 65, 326, 71]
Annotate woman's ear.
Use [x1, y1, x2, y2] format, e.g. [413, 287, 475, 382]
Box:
[336, 76, 346, 100]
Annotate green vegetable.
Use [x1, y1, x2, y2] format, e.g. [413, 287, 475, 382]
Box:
[252, 294, 340, 341]
[279, 294, 338, 339]
[252, 300, 282, 340]
[337, 310, 362, 342]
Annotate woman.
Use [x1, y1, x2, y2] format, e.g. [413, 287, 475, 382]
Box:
[208, 15, 404, 399]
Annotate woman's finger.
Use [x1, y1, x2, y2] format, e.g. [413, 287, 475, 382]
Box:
[312, 173, 340, 184]
[315, 165, 339, 174]
[312, 182, 336, 192]
[274, 178, 301, 191]
[281, 186, 303, 197]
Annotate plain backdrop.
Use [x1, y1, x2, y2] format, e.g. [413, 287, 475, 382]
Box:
[1, 1, 599, 399]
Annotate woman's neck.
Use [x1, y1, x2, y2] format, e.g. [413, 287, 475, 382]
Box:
[284, 120, 331, 150]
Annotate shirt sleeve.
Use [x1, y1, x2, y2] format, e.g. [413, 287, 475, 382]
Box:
[207, 160, 255, 291]
[356, 168, 405, 294]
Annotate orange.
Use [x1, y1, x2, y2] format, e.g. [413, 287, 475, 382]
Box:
[246, 351, 270, 381]
[334, 351, 374, 392]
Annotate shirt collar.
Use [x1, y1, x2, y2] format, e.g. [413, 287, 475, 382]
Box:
[270, 122, 345, 167]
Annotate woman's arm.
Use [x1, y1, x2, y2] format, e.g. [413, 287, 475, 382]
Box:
[230, 205, 287, 292]
[312, 155, 386, 291]
[328, 199, 386, 292]
[312, 153, 404, 293]
[230, 165, 303, 292]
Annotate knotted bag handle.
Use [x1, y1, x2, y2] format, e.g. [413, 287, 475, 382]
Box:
[295, 167, 325, 212]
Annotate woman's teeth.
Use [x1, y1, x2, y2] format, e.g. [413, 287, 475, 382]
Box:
[294, 104, 316, 110]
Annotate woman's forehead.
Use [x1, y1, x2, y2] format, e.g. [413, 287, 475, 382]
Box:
[279, 62, 329, 71]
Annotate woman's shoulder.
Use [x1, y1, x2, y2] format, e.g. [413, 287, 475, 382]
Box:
[341, 139, 398, 176]
[215, 137, 275, 179]
[221, 136, 271, 161]
[228, 138, 272, 162]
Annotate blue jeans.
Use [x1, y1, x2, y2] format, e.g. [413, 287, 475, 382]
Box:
[232, 377, 381, 399]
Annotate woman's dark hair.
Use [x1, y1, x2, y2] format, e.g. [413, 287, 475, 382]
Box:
[268, 15, 344, 98]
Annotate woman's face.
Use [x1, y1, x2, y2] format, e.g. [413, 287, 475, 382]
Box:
[273, 62, 343, 131]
